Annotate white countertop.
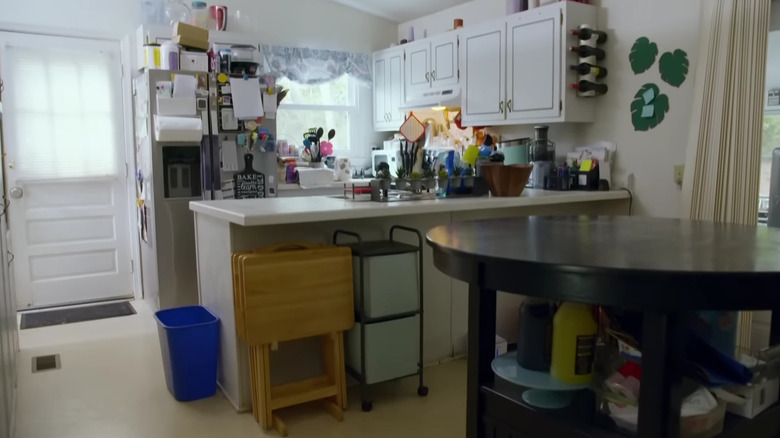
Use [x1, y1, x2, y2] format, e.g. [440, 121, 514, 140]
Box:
[190, 190, 630, 227]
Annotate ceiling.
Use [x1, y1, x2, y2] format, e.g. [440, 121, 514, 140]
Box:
[327, 0, 473, 23]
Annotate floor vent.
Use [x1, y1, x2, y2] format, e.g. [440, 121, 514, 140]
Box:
[32, 354, 60, 373]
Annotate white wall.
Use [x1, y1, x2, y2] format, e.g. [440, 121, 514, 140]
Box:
[399, 0, 703, 217]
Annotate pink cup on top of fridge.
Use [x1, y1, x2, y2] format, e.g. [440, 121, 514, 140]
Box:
[210, 5, 228, 31]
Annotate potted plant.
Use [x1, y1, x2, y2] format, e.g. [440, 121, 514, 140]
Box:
[395, 167, 407, 190]
[376, 169, 392, 192]
[409, 172, 423, 193]
[422, 168, 436, 191]
[437, 168, 449, 197]
[451, 166, 464, 189]
[464, 165, 475, 188]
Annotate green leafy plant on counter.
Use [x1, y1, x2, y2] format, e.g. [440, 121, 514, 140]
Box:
[438, 169, 449, 180]
[630, 83, 669, 131]
[659, 49, 689, 87]
[377, 169, 391, 179]
[396, 167, 406, 179]
[464, 166, 474, 177]
[453, 166, 464, 177]
[410, 172, 422, 179]
[422, 168, 436, 179]
[629, 37, 658, 74]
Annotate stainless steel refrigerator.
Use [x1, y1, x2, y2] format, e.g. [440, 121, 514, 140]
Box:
[133, 69, 277, 309]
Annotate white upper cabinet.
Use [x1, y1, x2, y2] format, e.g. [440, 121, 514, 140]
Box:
[461, 22, 506, 124]
[460, 2, 597, 126]
[404, 41, 431, 99]
[506, 7, 561, 120]
[431, 33, 459, 88]
[373, 47, 405, 132]
[404, 33, 460, 103]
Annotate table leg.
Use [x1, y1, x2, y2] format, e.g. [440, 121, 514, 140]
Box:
[638, 312, 685, 438]
[770, 307, 780, 346]
[467, 282, 496, 438]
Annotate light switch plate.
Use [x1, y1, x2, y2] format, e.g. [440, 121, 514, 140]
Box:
[674, 165, 685, 185]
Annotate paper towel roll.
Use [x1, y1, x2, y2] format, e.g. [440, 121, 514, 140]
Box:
[154, 116, 203, 142]
[335, 157, 351, 181]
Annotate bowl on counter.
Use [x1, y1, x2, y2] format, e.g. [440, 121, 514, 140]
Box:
[480, 164, 533, 197]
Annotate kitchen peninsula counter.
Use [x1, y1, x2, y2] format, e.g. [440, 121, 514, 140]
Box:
[189, 190, 631, 412]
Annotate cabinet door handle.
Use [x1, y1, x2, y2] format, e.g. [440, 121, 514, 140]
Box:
[432, 70, 436, 81]
[425, 72, 430, 82]
[499, 101, 504, 114]
[507, 99, 513, 112]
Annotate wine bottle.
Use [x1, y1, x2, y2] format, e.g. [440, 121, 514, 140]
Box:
[571, 28, 607, 44]
[569, 45, 606, 61]
[571, 81, 608, 95]
[569, 63, 608, 79]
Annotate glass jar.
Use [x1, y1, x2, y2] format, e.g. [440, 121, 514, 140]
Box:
[190, 1, 209, 29]
[164, 0, 191, 26]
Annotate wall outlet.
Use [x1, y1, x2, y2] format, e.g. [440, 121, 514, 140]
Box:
[674, 165, 685, 185]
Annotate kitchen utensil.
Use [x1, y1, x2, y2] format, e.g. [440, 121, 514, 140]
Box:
[328, 129, 336, 141]
[303, 138, 312, 148]
[399, 113, 425, 143]
[210, 5, 228, 31]
[320, 142, 333, 157]
[481, 164, 533, 197]
[316, 127, 324, 141]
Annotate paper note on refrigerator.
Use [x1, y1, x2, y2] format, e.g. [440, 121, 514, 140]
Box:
[229, 78, 264, 120]
[172, 74, 198, 98]
[263, 91, 277, 119]
[221, 140, 239, 171]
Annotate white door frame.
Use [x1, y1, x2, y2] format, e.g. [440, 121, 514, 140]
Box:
[0, 23, 143, 303]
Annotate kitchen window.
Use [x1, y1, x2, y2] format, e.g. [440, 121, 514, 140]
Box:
[276, 75, 357, 154]
[759, 113, 780, 223]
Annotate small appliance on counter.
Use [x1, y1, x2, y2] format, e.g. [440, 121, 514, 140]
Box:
[529, 126, 555, 189]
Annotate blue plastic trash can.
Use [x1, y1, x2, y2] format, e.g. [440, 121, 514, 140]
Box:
[155, 305, 220, 402]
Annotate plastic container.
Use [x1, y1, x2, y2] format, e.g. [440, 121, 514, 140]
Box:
[190, 1, 210, 29]
[550, 302, 597, 385]
[160, 40, 180, 70]
[155, 305, 219, 402]
[516, 299, 554, 371]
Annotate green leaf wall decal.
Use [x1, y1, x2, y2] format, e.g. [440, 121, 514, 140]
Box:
[659, 49, 689, 87]
[629, 37, 658, 74]
[631, 83, 670, 131]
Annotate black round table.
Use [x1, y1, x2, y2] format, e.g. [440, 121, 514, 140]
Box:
[427, 216, 780, 438]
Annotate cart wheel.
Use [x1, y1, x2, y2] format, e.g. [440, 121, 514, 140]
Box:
[417, 385, 429, 397]
[361, 401, 373, 412]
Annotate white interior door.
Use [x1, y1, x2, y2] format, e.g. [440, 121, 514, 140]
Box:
[0, 32, 134, 309]
[506, 10, 561, 120]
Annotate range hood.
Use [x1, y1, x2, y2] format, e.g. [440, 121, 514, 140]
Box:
[400, 87, 461, 111]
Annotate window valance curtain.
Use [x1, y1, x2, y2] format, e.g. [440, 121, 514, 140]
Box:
[261, 44, 371, 85]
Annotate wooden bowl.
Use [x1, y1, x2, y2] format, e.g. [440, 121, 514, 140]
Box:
[481, 164, 533, 197]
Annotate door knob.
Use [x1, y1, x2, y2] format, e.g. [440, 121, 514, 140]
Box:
[9, 187, 22, 199]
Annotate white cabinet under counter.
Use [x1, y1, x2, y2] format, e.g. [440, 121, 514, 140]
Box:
[189, 190, 630, 412]
[460, 1, 597, 126]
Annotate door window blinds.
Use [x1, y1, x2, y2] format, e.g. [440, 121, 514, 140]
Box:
[3, 43, 120, 179]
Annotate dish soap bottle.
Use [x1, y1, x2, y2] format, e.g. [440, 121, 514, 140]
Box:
[550, 302, 597, 385]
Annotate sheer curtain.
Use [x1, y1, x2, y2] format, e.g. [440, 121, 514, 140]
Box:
[3, 44, 120, 179]
[682, 0, 771, 351]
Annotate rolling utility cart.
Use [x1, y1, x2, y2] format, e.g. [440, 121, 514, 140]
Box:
[333, 226, 428, 412]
